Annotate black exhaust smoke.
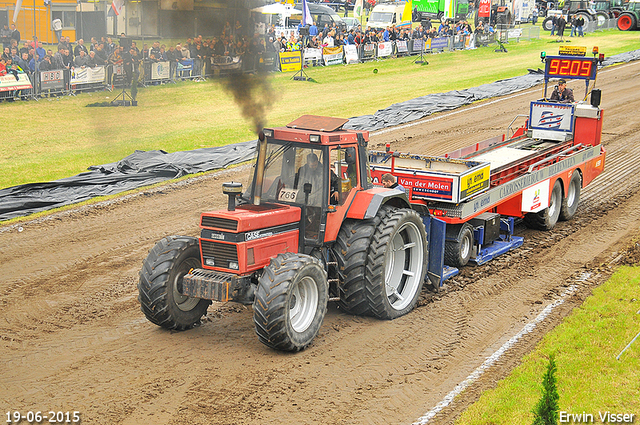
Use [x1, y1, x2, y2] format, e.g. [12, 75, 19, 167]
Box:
[220, 0, 276, 134]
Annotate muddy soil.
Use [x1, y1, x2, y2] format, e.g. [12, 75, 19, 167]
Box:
[2, 61, 640, 425]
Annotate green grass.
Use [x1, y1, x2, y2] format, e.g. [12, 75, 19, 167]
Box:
[1, 29, 638, 190]
[456, 264, 640, 425]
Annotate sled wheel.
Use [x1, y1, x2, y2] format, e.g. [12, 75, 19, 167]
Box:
[560, 171, 582, 221]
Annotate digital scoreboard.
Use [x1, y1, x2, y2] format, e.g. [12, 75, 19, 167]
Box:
[544, 55, 598, 80]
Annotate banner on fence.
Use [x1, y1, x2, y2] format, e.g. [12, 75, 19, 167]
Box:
[39, 70, 65, 90]
[465, 35, 475, 49]
[344, 45, 359, 64]
[377, 42, 393, 58]
[452, 35, 465, 50]
[259, 53, 278, 71]
[361, 43, 376, 61]
[396, 40, 409, 54]
[112, 64, 126, 86]
[507, 28, 523, 39]
[178, 59, 193, 71]
[70, 66, 106, 86]
[0, 73, 32, 92]
[303, 48, 322, 65]
[412, 38, 425, 53]
[323, 46, 344, 66]
[279, 51, 302, 72]
[430, 37, 449, 51]
[151, 61, 171, 80]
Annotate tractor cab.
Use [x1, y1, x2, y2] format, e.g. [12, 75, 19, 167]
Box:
[243, 115, 371, 250]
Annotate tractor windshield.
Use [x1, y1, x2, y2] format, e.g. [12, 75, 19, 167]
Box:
[250, 142, 328, 208]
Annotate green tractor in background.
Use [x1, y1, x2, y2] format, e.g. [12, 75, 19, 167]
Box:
[617, 0, 640, 29]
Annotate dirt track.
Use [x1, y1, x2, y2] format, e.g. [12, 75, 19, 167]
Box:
[2, 61, 640, 425]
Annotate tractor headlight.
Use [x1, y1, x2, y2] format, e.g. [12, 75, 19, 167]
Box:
[205, 258, 215, 267]
[228, 261, 239, 270]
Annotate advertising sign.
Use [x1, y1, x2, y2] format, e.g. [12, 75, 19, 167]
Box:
[279, 51, 302, 72]
[529, 102, 574, 132]
[400, 175, 455, 202]
[412, 38, 425, 53]
[460, 164, 491, 200]
[0, 73, 33, 92]
[377, 42, 393, 58]
[430, 37, 449, 51]
[361, 43, 376, 61]
[40, 70, 65, 90]
[478, 0, 491, 17]
[151, 61, 171, 80]
[70, 66, 106, 86]
[322, 46, 344, 66]
[396, 40, 409, 54]
[521, 179, 550, 213]
[303, 48, 322, 65]
[344, 45, 359, 64]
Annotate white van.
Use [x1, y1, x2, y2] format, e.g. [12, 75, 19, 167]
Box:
[366, 2, 413, 30]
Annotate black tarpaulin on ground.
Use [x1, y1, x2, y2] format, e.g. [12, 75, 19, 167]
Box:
[0, 141, 256, 221]
[1, 50, 638, 222]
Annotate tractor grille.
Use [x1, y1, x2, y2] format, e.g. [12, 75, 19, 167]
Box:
[201, 216, 238, 231]
[201, 240, 238, 268]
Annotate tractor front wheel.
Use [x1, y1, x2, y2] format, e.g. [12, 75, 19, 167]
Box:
[253, 253, 328, 352]
[138, 236, 211, 330]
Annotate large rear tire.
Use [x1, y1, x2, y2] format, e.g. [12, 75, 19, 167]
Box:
[334, 207, 428, 319]
[138, 236, 211, 330]
[523, 179, 563, 230]
[444, 223, 474, 267]
[367, 208, 428, 319]
[560, 171, 582, 221]
[542, 16, 554, 31]
[253, 253, 328, 352]
[595, 12, 609, 28]
[617, 13, 636, 31]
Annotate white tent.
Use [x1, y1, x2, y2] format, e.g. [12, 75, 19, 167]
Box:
[251, 3, 301, 16]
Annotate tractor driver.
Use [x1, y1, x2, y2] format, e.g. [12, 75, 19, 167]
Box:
[549, 79, 575, 103]
[296, 153, 340, 205]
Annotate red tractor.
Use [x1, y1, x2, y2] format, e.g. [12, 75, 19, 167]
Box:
[138, 115, 436, 352]
[138, 67, 606, 351]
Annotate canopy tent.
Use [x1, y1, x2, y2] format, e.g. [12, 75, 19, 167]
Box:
[251, 3, 301, 15]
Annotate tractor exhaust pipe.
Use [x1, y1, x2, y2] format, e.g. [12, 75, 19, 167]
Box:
[253, 130, 268, 206]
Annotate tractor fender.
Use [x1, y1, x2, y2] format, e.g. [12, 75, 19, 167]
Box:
[345, 187, 411, 220]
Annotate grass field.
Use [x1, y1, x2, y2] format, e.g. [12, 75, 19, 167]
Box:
[1, 29, 638, 190]
[456, 257, 640, 424]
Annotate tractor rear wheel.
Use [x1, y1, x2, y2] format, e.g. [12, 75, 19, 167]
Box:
[617, 13, 636, 31]
[335, 207, 427, 319]
[560, 171, 582, 221]
[253, 253, 328, 352]
[595, 11, 609, 28]
[523, 179, 563, 230]
[138, 236, 211, 330]
[542, 16, 554, 31]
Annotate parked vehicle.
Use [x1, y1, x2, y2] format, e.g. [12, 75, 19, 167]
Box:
[366, 1, 413, 30]
[617, 0, 640, 29]
[289, 3, 348, 32]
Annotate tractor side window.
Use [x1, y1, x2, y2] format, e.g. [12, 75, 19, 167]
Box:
[329, 148, 356, 206]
